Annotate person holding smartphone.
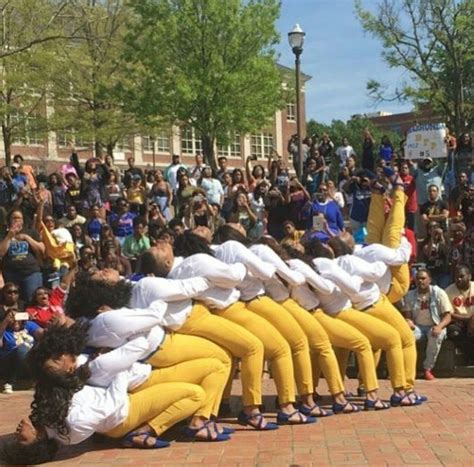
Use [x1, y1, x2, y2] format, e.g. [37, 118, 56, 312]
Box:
[0, 304, 42, 393]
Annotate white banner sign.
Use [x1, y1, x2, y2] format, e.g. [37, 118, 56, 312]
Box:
[405, 123, 448, 160]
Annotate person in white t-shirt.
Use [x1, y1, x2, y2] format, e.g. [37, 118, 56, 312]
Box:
[335, 137, 356, 167]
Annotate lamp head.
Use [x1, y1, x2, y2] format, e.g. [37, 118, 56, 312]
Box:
[288, 23, 305, 54]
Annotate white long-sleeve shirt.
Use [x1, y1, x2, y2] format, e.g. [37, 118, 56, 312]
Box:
[286, 258, 336, 310]
[46, 371, 131, 445]
[353, 239, 411, 294]
[168, 255, 244, 309]
[130, 276, 210, 329]
[212, 241, 276, 301]
[335, 255, 383, 310]
[87, 303, 167, 349]
[249, 244, 305, 302]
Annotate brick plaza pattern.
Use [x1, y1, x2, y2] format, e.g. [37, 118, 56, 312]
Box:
[0, 378, 472, 466]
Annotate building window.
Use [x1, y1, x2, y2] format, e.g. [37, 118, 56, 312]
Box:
[116, 138, 131, 151]
[286, 102, 296, 122]
[11, 112, 46, 145]
[181, 126, 202, 154]
[75, 135, 94, 149]
[217, 133, 241, 158]
[142, 136, 154, 152]
[57, 129, 75, 148]
[143, 131, 170, 153]
[251, 132, 273, 159]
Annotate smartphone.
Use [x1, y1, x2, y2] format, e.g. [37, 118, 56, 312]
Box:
[15, 312, 29, 321]
[312, 216, 325, 231]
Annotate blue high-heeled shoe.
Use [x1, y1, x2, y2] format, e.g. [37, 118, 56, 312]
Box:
[122, 430, 170, 449]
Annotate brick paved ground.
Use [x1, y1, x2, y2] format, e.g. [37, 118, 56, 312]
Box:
[0, 378, 473, 466]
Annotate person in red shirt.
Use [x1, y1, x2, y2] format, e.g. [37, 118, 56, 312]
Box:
[400, 162, 417, 230]
[26, 268, 76, 328]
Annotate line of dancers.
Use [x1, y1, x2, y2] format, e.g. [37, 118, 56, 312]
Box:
[3, 172, 427, 464]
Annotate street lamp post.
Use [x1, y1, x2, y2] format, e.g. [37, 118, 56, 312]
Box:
[288, 24, 305, 180]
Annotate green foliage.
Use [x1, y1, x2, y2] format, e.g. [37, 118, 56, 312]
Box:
[355, 0, 474, 134]
[123, 0, 283, 168]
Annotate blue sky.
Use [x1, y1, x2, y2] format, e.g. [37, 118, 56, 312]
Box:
[275, 0, 413, 123]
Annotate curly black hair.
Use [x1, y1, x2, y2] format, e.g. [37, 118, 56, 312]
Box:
[213, 224, 251, 246]
[28, 321, 90, 384]
[173, 231, 215, 258]
[327, 236, 353, 258]
[65, 271, 133, 318]
[1, 437, 59, 464]
[304, 237, 334, 259]
[255, 236, 291, 261]
[281, 243, 314, 266]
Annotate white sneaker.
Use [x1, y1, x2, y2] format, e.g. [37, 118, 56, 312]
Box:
[2, 383, 13, 394]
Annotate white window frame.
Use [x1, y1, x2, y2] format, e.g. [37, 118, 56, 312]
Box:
[181, 126, 202, 155]
[217, 133, 242, 159]
[251, 132, 274, 160]
[286, 102, 296, 122]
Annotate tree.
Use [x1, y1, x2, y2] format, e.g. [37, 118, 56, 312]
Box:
[0, 0, 63, 165]
[50, 0, 139, 157]
[356, 0, 474, 134]
[123, 0, 283, 169]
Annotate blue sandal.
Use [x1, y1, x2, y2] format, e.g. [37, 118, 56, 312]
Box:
[332, 402, 361, 414]
[364, 399, 390, 411]
[122, 430, 170, 449]
[407, 392, 428, 403]
[204, 419, 235, 435]
[183, 424, 230, 442]
[390, 394, 422, 407]
[237, 411, 279, 430]
[298, 403, 333, 417]
[277, 410, 316, 425]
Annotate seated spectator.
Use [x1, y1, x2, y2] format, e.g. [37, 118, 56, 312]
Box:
[448, 172, 468, 217]
[422, 223, 450, 288]
[199, 167, 224, 206]
[60, 205, 86, 230]
[26, 268, 75, 329]
[0, 209, 44, 302]
[98, 244, 132, 277]
[445, 265, 474, 362]
[399, 161, 417, 230]
[64, 173, 83, 213]
[420, 184, 449, 232]
[70, 223, 93, 258]
[122, 217, 151, 260]
[448, 223, 466, 278]
[280, 221, 304, 247]
[405, 268, 453, 381]
[126, 174, 146, 215]
[148, 169, 172, 221]
[77, 245, 97, 273]
[228, 191, 257, 236]
[146, 201, 167, 240]
[85, 204, 105, 243]
[326, 180, 344, 210]
[108, 198, 136, 247]
[0, 306, 41, 393]
[248, 181, 268, 238]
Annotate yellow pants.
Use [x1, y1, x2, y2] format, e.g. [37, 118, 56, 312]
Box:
[176, 303, 265, 406]
[281, 299, 345, 396]
[246, 296, 313, 396]
[365, 295, 417, 391]
[214, 301, 296, 404]
[105, 382, 205, 438]
[311, 309, 379, 392]
[134, 358, 228, 419]
[366, 188, 410, 304]
[336, 306, 407, 390]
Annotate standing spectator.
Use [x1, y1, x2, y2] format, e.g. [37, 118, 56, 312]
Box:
[145, 202, 167, 240]
[456, 184, 474, 230]
[265, 186, 290, 241]
[378, 136, 394, 164]
[302, 158, 321, 197]
[443, 128, 457, 197]
[228, 192, 257, 235]
[48, 173, 66, 219]
[326, 180, 345, 210]
[123, 157, 144, 189]
[455, 133, 472, 180]
[318, 133, 334, 167]
[287, 177, 310, 230]
[231, 168, 247, 194]
[335, 137, 355, 167]
[216, 156, 228, 184]
[248, 181, 268, 239]
[0, 210, 44, 302]
[122, 217, 151, 261]
[126, 174, 146, 215]
[220, 172, 234, 221]
[13, 154, 36, 190]
[64, 173, 83, 213]
[81, 158, 108, 218]
[361, 128, 375, 171]
[108, 198, 136, 247]
[445, 265, 474, 361]
[69, 224, 93, 258]
[105, 170, 126, 212]
[344, 173, 371, 233]
[447, 223, 466, 278]
[448, 172, 468, 217]
[199, 167, 224, 206]
[190, 153, 206, 182]
[400, 162, 417, 230]
[175, 173, 197, 218]
[104, 154, 121, 175]
[149, 169, 173, 221]
[405, 268, 453, 380]
[10, 163, 27, 193]
[413, 157, 445, 209]
[422, 224, 450, 288]
[165, 154, 186, 193]
[245, 156, 266, 192]
[0, 306, 40, 393]
[60, 205, 86, 230]
[59, 153, 79, 181]
[420, 185, 449, 232]
[85, 204, 105, 243]
[0, 167, 15, 210]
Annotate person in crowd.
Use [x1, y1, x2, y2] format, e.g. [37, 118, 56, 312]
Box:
[70, 223, 93, 258]
[303, 157, 325, 197]
[445, 264, 474, 361]
[108, 198, 136, 247]
[64, 173, 83, 213]
[190, 153, 206, 181]
[245, 156, 266, 192]
[405, 268, 453, 380]
[104, 154, 121, 176]
[105, 170, 126, 211]
[85, 204, 106, 243]
[361, 129, 375, 171]
[216, 156, 228, 184]
[199, 167, 224, 206]
[60, 205, 86, 230]
[0, 209, 44, 302]
[77, 245, 97, 273]
[448, 172, 469, 217]
[265, 185, 290, 241]
[165, 154, 186, 194]
[399, 161, 417, 229]
[123, 157, 144, 189]
[176, 172, 198, 218]
[288, 177, 310, 230]
[420, 184, 449, 232]
[454, 133, 472, 180]
[280, 220, 304, 248]
[326, 179, 345, 210]
[454, 183, 474, 230]
[335, 137, 355, 168]
[13, 154, 37, 190]
[247, 180, 268, 239]
[378, 136, 394, 164]
[318, 133, 334, 168]
[122, 217, 151, 261]
[99, 243, 132, 277]
[126, 174, 146, 215]
[48, 173, 66, 219]
[228, 191, 257, 235]
[0, 167, 15, 210]
[343, 173, 371, 233]
[422, 223, 450, 288]
[149, 169, 173, 221]
[80, 158, 108, 218]
[230, 168, 247, 194]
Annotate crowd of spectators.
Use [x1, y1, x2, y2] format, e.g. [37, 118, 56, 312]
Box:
[0, 129, 472, 393]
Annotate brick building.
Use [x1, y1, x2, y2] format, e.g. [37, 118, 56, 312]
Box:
[0, 65, 311, 174]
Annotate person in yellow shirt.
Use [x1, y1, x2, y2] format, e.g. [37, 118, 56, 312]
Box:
[280, 221, 304, 247]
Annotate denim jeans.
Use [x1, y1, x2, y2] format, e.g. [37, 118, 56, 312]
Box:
[413, 324, 446, 370]
[0, 344, 31, 382]
[3, 270, 43, 303]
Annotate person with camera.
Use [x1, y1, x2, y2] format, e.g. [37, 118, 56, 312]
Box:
[422, 223, 450, 288]
[420, 184, 449, 232]
[318, 133, 334, 167]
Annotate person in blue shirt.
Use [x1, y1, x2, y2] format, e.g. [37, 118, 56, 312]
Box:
[379, 136, 394, 164]
[344, 173, 372, 233]
[302, 182, 345, 242]
[0, 305, 42, 393]
[107, 198, 137, 247]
